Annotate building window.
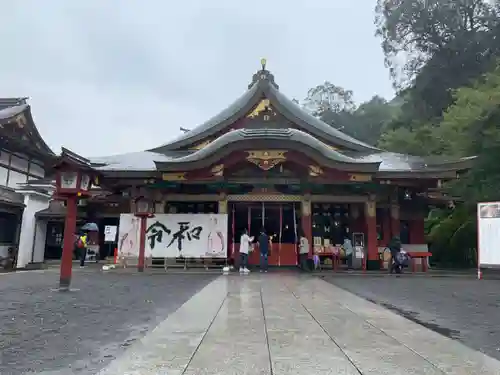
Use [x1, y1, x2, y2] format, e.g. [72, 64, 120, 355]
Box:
[0, 212, 18, 244]
[0, 150, 10, 166]
[311, 203, 349, 246]
[7, 170, 28, 188]
[10, 154, 29, 173]
[28, 162, 45, 178]
[0, 166, 8, 186]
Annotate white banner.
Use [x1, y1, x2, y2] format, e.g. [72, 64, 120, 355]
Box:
[117, 214, 228, 259]
[104, 225, 118, 242]
[477, 202, 500, 267]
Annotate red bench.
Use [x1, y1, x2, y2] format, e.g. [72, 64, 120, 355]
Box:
[407, 251, 432, 272]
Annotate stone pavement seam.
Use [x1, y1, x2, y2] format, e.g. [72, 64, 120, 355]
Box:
[181, 284, 229, 374]
[285, 284, 365, 375]
[309, 277, 500, 374]
[304, 284, 447, 374]
[96, 276, 228, 375]
[259, 281, 277, 375]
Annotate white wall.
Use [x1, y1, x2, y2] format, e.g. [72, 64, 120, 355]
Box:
[0, 166, 8, 186]
[8, 170, 28, 188]
[16, 192, 50, 268]
[0, 150, 46, 188]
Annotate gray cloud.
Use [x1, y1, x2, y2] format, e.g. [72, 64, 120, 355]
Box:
[0, 0, 393, 157]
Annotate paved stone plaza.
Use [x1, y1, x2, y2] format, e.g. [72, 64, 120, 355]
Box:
[325, 274, 500, 361]
[0, 269, 216, 375]
[2, 270, 500, 374]
[97, 273, 499, 375]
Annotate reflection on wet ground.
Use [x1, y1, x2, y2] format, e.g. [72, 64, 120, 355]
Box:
[325, 274, 500, 360]
[366, 297, 461, 339]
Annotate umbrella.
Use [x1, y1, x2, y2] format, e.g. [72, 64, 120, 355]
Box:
[81, 222, 99, 232]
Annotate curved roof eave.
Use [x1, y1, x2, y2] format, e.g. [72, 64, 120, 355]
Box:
[153, 128, 381, 171]
[0, 104, 55, 157]
[148, 77, 382, 154]
[148, 82, 263, 153]
[266, 84, 380, 152]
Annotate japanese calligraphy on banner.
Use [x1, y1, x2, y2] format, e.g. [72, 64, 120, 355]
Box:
[117, 214, 228, 259]
[477, 202, 500, 267]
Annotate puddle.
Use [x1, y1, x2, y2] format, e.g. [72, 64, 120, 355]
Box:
[366, 298, 461, 340]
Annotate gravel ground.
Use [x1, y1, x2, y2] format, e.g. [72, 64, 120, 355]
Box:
[323, 274, 500, 360]
[0, 268, 217, 375]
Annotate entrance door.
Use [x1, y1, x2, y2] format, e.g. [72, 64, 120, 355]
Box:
[230, 202, 299, 267]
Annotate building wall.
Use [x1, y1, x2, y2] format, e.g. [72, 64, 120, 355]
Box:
[17, 192, 50, 268]
[0, 149, 45, 188]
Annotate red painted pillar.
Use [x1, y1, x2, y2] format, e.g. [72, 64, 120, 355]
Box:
[59, 195, 77, 290]
[411, 219, 426, 244]
[301, 199, 312, 260]
[365, 199, 379, 269]
[382, 211, 391, 246]
[137, 216, 147, 272]
[390, 204, 400, 239]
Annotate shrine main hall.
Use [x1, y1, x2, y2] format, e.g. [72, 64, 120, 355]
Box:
[12, 61, 473, 270]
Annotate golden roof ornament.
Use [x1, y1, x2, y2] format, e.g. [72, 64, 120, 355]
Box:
[260, 58, 267, 71]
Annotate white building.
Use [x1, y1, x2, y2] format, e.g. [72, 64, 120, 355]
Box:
[0, 98, 55, 268]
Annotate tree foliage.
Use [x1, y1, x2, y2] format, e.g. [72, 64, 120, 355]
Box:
[375, 0, 498, 90]
[301, 1, 500, 267]
[303, 82, 355, 116]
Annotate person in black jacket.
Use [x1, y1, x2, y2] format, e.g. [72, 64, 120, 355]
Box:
[388, 236, 402, 274]
[258, 228, 269, 272]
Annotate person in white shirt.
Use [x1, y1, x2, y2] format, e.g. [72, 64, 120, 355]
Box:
[343, 236, 354, 270]
[239, 228, 254, 273]
[298, 230, 310, 271]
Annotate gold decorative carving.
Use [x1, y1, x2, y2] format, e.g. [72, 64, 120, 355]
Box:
[301, 199, 311, 216]
[246, 150, 286, 171]
[249, 186, 281, 195]
[309, 165, 323, 177]
[190, 139, 212, 150]
[365, 201, 376, 218]
[14, 114, 26, 128]
[246, 99, 271, 119]
[349, 173, 372, 182]
[162, 172, 187, 181]
[329, 145, 339, 151]
[218, 200, 228, 214]
[211, 164, 224, 177]
[227, 194, 302, 202]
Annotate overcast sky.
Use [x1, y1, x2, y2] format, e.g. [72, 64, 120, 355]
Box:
[0, 0, 394, 157]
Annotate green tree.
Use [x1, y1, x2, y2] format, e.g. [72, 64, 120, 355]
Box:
[422, 63, 500, 267]
[303, 82, 355, 117]
[375, 0, 497, 90]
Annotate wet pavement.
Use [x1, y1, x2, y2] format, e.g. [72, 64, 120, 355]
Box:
[98, 273, 500, 374]
[0, 268, 216, 375]
[323, 274, 500, 360]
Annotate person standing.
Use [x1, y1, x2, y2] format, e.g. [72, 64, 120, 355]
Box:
[298, 230, 310, 271]
[388, 235, 402, 274]
[343, 236, 354, 270]
[76, 231, 88, 268]
[258, 228, 269, 272]
[239, 228, 253, 273]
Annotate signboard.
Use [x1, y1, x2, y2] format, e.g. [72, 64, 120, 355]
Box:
[117, 214, 228, 259]
[477, 202, 500, 268]
[104, 225, 118, 243]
